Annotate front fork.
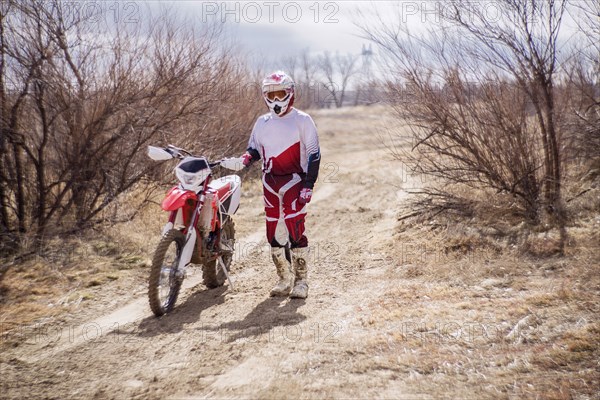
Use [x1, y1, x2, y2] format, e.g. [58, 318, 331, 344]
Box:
[176, 228, 197, 279]
[160, 188, 208, 280]
[177, 192, 205, 279]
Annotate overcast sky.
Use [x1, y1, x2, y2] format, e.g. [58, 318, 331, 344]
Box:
[146, 1, 388, 58]
[141, 1, 585, 72]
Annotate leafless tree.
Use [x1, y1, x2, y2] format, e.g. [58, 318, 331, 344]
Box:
[317, 51, 359, 108]
[0, 0, 259, 253]
[297, 49, 315, 86]
[282, 48, 321, 110]
[563, 2, 600, 176]
[281, 55, 298, 84]
[359, 0, 572, 249]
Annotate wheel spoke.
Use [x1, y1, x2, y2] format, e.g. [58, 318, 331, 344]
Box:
[149, 229, 186, 316]
[158, 241, 180, 308]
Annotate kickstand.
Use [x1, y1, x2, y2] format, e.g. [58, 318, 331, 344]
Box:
[217, 256, 234, 290]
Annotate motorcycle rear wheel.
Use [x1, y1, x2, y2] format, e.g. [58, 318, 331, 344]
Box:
[148, 229, 186, 316]
[203, 219, 235, 288]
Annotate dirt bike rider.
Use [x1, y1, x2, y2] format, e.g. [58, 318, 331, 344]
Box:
[241, 71, 321, 299]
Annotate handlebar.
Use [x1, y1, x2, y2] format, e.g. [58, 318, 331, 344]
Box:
[147, 145, 245, 172]
[157, 144, 212, 162]
[165, 145, 193, 159]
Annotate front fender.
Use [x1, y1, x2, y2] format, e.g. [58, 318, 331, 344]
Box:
[162, 187, 197, 211]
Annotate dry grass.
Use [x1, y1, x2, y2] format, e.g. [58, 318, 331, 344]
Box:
[0, 196, 160, 346]
[357, 180, 600, 398]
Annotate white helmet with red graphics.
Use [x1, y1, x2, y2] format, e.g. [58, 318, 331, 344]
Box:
[262, 71, 295, 116]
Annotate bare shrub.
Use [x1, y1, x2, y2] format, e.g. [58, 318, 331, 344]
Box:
[360, 0, 577, 249]
[562, 2, 600, 181]
[0, 1, 259, 253]
[393, 74, 544, 222]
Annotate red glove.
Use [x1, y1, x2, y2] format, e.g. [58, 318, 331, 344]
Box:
[299, 188, 313, 204]
[241, 152, 253, 167]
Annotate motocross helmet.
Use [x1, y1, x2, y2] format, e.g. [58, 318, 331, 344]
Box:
[262, 71, 295, 116]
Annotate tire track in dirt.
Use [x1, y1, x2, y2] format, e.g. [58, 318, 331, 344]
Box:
[9, 183, 338, 365]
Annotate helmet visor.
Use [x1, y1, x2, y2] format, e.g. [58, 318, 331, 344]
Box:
[265, 90, 289, 102]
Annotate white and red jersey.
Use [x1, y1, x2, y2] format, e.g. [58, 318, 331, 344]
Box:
[247, 108, 320, 187]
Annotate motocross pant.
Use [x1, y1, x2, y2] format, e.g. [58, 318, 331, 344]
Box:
[262, 172, 308, 249]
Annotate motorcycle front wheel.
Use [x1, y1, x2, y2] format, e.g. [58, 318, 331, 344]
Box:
[148, 229, 186, 316]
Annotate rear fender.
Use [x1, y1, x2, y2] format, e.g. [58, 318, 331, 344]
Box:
[209, 175, 242, 216]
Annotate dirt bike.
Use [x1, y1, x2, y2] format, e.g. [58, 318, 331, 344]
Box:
[146, 145, 244, 316]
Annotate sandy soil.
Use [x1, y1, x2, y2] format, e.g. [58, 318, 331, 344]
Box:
[1, 106, 598, 399]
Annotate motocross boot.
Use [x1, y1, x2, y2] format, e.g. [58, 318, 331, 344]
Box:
[290, 247, 309, 299]
[270, 247, 293, 297]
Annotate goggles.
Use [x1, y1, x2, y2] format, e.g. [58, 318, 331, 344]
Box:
[265, 90, 289, 101]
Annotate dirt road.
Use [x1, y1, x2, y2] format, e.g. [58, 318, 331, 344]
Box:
[3, 106, 599, 399]
[2, 107, 414, 399]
